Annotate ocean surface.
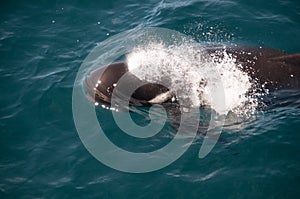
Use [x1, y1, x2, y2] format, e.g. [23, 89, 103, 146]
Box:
[1, 0, 300, 198]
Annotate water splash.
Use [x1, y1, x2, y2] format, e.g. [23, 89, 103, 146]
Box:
[126, 42, 258, 116]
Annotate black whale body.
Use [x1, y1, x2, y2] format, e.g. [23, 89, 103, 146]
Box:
[85, 46, 300, 107]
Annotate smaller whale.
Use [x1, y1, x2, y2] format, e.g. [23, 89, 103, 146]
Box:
[85, 46, 300, 108]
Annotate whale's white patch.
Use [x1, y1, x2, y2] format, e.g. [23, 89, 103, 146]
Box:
[148, 91, 173, 104]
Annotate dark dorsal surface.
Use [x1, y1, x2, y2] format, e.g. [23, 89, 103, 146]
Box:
[207, 46, 300, 90]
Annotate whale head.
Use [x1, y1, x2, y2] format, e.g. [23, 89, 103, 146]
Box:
[85, 62, 174, 107]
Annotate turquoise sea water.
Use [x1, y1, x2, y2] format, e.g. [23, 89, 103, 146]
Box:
[1, 0, 300, 198]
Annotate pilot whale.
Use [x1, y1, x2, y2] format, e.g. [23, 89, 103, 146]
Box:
[85, 46, 300, 108]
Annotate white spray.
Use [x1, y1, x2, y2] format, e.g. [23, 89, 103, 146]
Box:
[126, 42, 258, 115]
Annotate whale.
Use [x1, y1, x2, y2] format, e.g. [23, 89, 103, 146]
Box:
[85, 46, 300, 108]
